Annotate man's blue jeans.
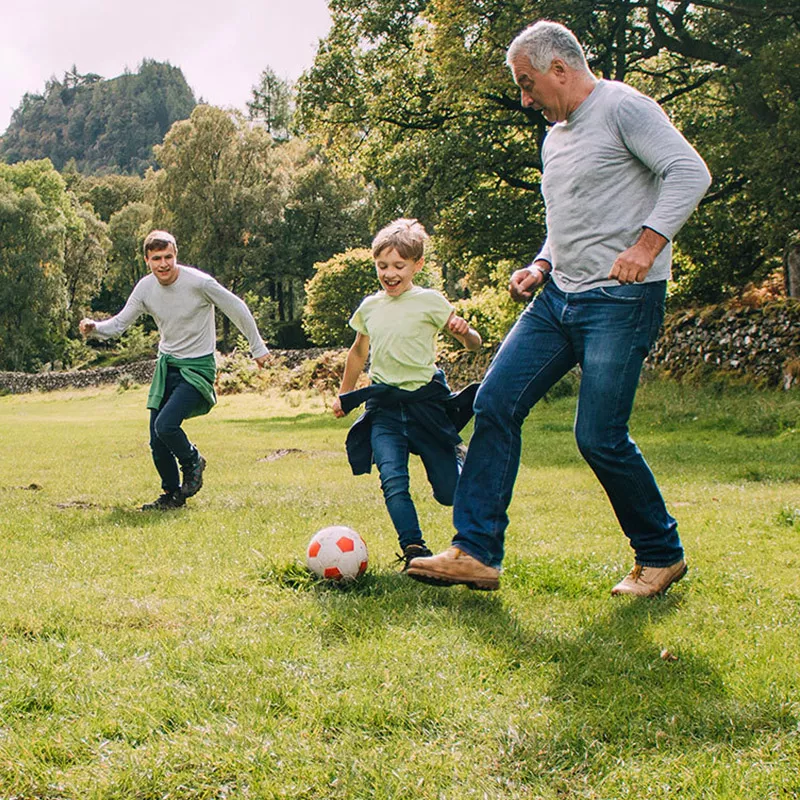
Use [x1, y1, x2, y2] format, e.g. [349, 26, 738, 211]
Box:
[371, 405, 460, 549]
[453, 280, 683, 569]
[149, 367, 204, 493]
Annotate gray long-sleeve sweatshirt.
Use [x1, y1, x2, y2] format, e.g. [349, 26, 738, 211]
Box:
[535, 79, 711, 292]
[91, 265, 268, 359]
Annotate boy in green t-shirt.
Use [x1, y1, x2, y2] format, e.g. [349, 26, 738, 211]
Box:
[333, 219, 482, 568]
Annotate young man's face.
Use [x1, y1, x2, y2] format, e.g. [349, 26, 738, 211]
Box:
[145, 244, 179, 285]
[374, 247, 423, 296]
[509, 54, 566, 123]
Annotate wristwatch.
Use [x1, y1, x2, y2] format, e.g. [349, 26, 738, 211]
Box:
[526, 263, 551, 281]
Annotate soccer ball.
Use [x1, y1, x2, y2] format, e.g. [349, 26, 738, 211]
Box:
[306, 526, 368, 582]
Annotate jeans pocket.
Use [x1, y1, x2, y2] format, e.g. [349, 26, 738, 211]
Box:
[598, 284, 647, 302]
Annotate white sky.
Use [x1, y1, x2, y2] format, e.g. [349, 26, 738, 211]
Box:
[0, 0, 333, 135]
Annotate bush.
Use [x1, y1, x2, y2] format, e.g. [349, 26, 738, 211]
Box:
[303, 248, 442, 347]
[447, 262, 521, 350]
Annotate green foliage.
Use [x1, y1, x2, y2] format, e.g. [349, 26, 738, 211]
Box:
[297, 0, 800, 302]
[0, 61, 196, 175]
[0, 159, 107, 371]
[302, 247, 442, 346]
[448, 261, 520, 348]
[149, 107, 373, 341]
[248, 67, 294, 141]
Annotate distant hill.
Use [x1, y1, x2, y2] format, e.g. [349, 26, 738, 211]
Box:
[0, 61, 196, 175]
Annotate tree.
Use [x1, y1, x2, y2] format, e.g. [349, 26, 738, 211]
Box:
[248, 67, 294, 141]
[296, 0, 800, 303]
[0, 160, 106, 371]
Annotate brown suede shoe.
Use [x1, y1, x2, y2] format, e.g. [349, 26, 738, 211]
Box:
[611, 559, 688, 597]
[406, 547, 500, 591]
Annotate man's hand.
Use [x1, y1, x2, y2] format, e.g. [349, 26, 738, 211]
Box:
[509, 262, 549, 302]
[608, 228, 668, 284]
[332, 397, 346, 418]
[79, 318, 96, 336]
[254, 354, 270, 369]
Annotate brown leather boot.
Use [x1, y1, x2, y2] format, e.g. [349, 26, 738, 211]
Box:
[406, 547, 500, 591]
[611, 560, 688, 597]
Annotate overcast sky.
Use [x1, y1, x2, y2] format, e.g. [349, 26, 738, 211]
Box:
[0, 0, 333, 135]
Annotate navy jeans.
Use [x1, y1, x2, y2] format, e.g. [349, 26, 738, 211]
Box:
[149, 367, 204, 493]
[453, 280, 683, 569]
[371, 405, 461, 549]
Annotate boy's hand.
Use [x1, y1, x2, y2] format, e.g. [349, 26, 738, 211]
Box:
[509, 264, 548, 302]
[332, 397, 346, 418]
[79, 318, 96, 336]
[447, 315, 470, 337]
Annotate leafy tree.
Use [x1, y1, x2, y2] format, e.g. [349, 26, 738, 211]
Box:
[248, 67, 294, 141]
[149, 105, 374, 345]
[95, 200, 154, 313]
[66, 172, 147, 222]
[297, 0, 800, 303]
[0, 160, 106, 371]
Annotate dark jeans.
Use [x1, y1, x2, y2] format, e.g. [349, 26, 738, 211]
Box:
[149, 367, 204, 493]
[370, 405, 460, 549]
[453, 280, 683, 569]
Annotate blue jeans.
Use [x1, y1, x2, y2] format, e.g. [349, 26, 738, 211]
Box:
[453, 280, 683, 569]
[149, 368, 204, 493]
[371, 405, 460, 549]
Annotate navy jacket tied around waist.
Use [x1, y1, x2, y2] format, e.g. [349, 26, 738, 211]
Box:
[339, 370, 479, 476]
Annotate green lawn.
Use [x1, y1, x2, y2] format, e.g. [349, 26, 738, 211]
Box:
[0, 380, 798, 799]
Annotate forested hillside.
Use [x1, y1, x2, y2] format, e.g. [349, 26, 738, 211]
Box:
[0, 61, 196, 175]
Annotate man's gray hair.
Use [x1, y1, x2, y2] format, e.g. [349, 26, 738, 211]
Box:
[506, 20, 589, 73]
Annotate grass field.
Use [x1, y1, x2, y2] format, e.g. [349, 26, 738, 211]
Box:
[0, 380, 798, 799]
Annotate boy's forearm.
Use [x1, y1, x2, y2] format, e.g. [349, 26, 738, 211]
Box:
[453, 327, 482, 352]
[338, 349, 367, 394]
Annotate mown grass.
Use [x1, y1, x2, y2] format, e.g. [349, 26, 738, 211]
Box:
[0, 380, 797, 799]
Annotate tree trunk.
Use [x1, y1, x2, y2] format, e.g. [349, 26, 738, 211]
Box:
[785, 236, 800, 298]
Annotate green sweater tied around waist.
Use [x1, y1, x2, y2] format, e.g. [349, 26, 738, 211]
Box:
[147, 353, 217, 418]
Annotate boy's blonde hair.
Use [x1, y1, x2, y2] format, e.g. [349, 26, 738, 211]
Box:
[372, 218, 429, 261]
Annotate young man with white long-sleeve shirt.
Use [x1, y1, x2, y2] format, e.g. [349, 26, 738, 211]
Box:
[408, 20, 711, 595]
[80, 230, 269, 510]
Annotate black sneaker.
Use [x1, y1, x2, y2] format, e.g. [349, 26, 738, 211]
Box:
[181, 454, 206, 497]
[395, 542, 433, 571]
[141, 491, 186, 511]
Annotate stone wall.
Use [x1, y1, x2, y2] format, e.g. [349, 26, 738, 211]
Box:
[1, 301, 798, 394]
[647, 300, 800, 386]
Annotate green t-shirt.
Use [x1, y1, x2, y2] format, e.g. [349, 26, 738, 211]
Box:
[350, 286, 453, 391]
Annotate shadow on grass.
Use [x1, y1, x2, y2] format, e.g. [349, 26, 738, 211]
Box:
[260, 556, 798, 762]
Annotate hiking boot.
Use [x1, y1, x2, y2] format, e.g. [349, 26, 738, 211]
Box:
[611, 559, 688, 597]
[406, 546, 500, 591]
[394, 542, 433, 572]
[141, 490, 186, 511]
[181, 453, 206, 497]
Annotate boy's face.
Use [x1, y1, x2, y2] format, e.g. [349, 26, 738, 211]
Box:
[374, 247, 423, 297]
[145, 244, 180, 286]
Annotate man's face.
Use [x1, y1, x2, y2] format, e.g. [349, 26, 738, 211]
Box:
[145, 244, 179, 285]
[510, 54, 565, 123]
[374, 248, 423, 297]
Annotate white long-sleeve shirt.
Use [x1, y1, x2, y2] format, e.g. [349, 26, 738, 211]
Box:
[91, 265, 268, 359]
[535, 79, 712, 291]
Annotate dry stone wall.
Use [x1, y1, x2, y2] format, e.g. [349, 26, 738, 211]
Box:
[647, 300, 800, 386]
[1, 302, 797, 394]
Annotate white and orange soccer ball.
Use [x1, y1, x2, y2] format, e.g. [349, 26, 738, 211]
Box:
[306, 526, 368, 582]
